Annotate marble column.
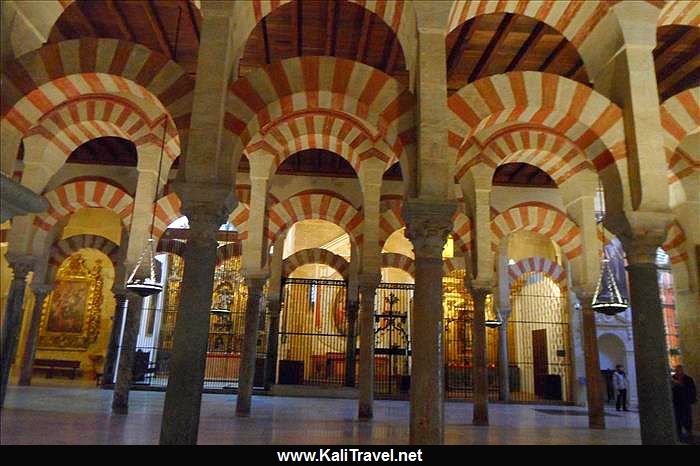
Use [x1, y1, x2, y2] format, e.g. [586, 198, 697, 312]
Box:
[578, 292, 606, 430]
[102, 289, 127, 386]
[344, 300, 359, 387]
[111, 292, 144, 414]
[623, 238, 677, 444]
[160, 208, 225, 445]
[0, 254, 34, 408]
[264, 299, 281, 388]
[471, 287, 489, 426]
[18, 283, 53, 386]
[497, 309, 511, 402]
[358, 274, 380, 420]
[236, 275, 267, 417]
[403, 199, 455, 445]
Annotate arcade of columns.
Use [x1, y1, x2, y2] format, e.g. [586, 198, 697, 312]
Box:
[1, 0, 698, 446]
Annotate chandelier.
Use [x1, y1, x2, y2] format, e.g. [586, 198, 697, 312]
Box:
[126, 8, 183, 297]
[591, 201, 628, 315]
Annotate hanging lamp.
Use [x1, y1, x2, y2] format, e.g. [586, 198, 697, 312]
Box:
[126, 7, 183, 297]
[591, 197, 628, 315]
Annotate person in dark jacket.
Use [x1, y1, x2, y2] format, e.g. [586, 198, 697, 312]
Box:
[672, 365, 697, 442]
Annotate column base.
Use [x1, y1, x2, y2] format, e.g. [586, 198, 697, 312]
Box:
[235, 400, 251, 417]
[358, 404, 373, 420]
[472, 411, 489, 426]
[112, 404, 128, 415]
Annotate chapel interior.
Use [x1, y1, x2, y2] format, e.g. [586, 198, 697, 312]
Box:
[0, 0, 698, 446]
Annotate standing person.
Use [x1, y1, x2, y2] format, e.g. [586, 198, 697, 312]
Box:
[672, 365, 697, 442]
[612, 364, 629, 412]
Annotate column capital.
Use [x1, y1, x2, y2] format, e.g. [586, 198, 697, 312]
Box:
[572, 287, 596, 308]
[244, 273, 268, 290]
[30, 282, 53, 296]
[402, 198, 457, 259]
[606, 210, 674, 265]
[5, 253, 35, 279]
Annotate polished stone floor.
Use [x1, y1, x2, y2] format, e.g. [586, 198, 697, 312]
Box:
[1, 382, 642, 445]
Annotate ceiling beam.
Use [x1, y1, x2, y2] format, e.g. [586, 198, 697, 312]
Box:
[143, 0, 173, 59]
[73, 1, 97, 37]
[262, 17, 272, 64]
[182, 0, 200, 47]
[324, 0, 338, 56]
[657, 37, 700, 84]
[660, 64, 700, 100]
[291, 0, 303, 57]
[469, 14, 517, 83]
[654, 26, 695, 59]
[538, 37, 568, 72]
[506, 21, 545, 72]
[105, 0, 134, 42]
[447, 20, 476, 79]
[356, 9, 372, 62]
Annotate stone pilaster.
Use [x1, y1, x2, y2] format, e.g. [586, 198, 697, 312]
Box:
[17, 283, 53, 386]
[575, 290, 606, 430]
[102, 288, 127, 386]
[0, 254, 34, 408]
[470, 286, 490, 426]
[236, 274, 268, 417]
[344, 300, 359, 387]
[358, 273, 380, 420]
[159, 198, 231, 445]
[620, 231, 678, 444]
[265, 298, 281, 388]
[403, 198, 456, 445]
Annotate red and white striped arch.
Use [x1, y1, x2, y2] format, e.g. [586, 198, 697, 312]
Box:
[660, 88, 699, 186]
[266, 193, 364, 246]
[381, 252, 415, 277]
[152, 193, 183, 240]
[226, 57, 415, 166]
[443, 256, 469, 275]
[246, 113, 395, 175]
[459, 126, 593, 186]
[491, 202, 582, 260]
[452, 209, 473, 253]
[282, 248, 350, 280]
[658, 1, 700, 26]
[228, 185, 251, 241]
[663, 221, 689, 265]
[1, 38, 193, 173]
[448, 72, 626, 173]
[447, 0, 613, 48]
[34, 180, 134, 233]
[507, 256, 568, 292]
[49, 234, 120, 274]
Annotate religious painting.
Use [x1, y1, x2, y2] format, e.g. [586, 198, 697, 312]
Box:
[39, 253, 104, 351]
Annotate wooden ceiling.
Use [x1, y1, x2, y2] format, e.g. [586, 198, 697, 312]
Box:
[238, 149, 403, 180]
[46, 1, 698, 188]
[48, 0, 201, 77]
[238, 0, 408, 85]
[66, 137, 137, 166]
[492, 163, 556, 188]
[446, 12, 588, 95]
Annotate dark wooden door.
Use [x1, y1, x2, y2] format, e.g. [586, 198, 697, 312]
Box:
[532, 329, 548, 397]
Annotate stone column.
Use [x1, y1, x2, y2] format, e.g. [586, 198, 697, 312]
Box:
[160, 207, 227, 445]
[403, 199, 455, 444]
[577, 291, 606, 430]
[111, 290, 144, 414]
[358, 274, 380, 420]
[102, 289, 127, 386]
[17, 283, 53, 386]
[0, 254, 34, 408]
[236, 275, 267, 417]
[264, 298, 281, 388]
[471, 286, 489, 425]
[623, 237, 677, 444]
[344, 300, 359, 387]
[497, 308, 511, 402]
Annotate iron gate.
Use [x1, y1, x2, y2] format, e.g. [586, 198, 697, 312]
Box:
[374, 283, 414, 397]
[442, 270, 500, 400]
[508, 271, 572, 403]
[277, 278, 349, 386]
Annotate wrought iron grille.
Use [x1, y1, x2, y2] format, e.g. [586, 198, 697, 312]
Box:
[277, 277, 350, 386]
[508, 271, 573, 403]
